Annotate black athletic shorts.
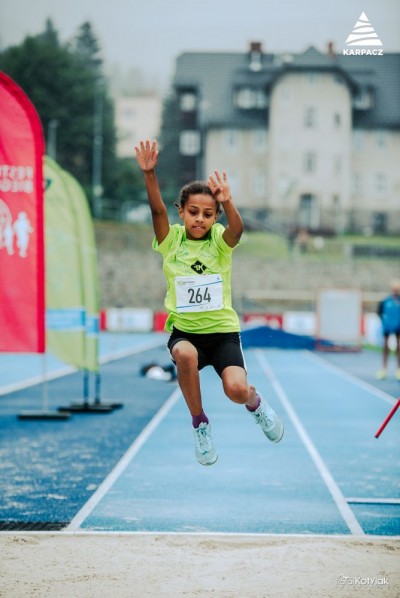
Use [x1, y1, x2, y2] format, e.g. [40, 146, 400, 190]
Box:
[383, 329, 400, 337]
[167, 327, 246, 377]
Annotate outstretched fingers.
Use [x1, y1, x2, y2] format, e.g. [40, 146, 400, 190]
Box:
[134, 140, 159, 171]
[135, 139, 157, 155]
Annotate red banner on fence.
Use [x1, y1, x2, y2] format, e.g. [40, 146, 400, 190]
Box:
[0, 72, 45, 352]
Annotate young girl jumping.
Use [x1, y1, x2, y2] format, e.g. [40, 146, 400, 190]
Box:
[135, 139, 284, 465]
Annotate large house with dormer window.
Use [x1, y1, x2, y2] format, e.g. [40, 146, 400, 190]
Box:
[172, 42, 400, 234]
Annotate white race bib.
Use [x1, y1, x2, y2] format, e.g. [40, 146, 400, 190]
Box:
[175, 274, 223, 313]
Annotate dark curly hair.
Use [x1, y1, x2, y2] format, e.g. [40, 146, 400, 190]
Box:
[176, 181, 222, 214]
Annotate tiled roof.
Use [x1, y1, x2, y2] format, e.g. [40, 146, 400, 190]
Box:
[174, 46, 400, 129]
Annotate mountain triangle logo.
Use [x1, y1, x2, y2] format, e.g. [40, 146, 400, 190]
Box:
[343, 12, 383, 55]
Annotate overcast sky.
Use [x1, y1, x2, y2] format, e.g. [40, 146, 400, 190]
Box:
[1, 0, 399, 90]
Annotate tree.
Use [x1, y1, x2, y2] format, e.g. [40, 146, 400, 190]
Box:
[0, 19, 116, 213]
[70, 21, 116, 208]
[69, 22, 102, 73]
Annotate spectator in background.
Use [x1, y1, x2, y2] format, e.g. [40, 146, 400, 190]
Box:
[295, 227, 310, 253]
[375, 279, 400, 380]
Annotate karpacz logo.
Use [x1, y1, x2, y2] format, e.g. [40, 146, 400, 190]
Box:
[343, 12, 383, 56]
[191, 260, 207, 274]
[343, 48, 383, 56]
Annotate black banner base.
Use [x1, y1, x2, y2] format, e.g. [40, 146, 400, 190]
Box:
[94, 401, 124, 410]
[58, 402, 113, 413]
[18, 411, 71, 420]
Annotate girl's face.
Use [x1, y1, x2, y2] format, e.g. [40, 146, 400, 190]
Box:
[179, 194, 218, 240]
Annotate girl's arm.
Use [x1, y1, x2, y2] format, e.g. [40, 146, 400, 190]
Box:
[135, 140, 170, 244]
[208, 171, 243, 248]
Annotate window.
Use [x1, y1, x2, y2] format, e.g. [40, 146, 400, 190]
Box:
[122, 108, 135, 118]
[278, 174, 291, 197]
[179, 131, 200, 156]
[252, 171, 267, 197]
[374, 173, 387, 196]
[353, 88, 372, 110]
[249, 52, 262, 72]
[333, 155, 342, 174]
[304, 107, 316, 128]
[180, 93, 196, 112]
[375, 131, 388, 149]
[252, 129, 267, 152]
[372, 213, 387, 234]
[299, 193, 319, 228]
[236, 88, 254, 109]
[352, 131, 364, 151]
[224, 129, 240, 152]
[228, 174, 239, 196]
[281, 87, 292, 104]
[304, 152, 316, 173]
[352, 173, 362, 195]
[235, 87, 268, 109]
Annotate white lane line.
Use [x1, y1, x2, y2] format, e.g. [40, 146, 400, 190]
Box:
[66, 386, 181, 531]
[0, 338, 165, 396]
[346, 497, 400, 505]
[2, 531, 399, 539]
[99, 338, 166, 365]
[0, 366, 77, 396]
[255, 350, 365, 536]
[304, 351, 397, 406]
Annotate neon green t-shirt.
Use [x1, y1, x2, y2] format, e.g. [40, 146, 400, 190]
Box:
[153, 223, 241, 333]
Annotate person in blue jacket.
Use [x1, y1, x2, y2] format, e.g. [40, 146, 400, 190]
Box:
[375, 279, 400, 380]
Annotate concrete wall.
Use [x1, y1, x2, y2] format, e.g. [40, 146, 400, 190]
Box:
[95, 225, 397, 312]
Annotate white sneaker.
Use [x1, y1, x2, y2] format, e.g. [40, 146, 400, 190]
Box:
[375, 369, 387, 380]
[192, 422, 218, 466]
[250, 396, 284, 443]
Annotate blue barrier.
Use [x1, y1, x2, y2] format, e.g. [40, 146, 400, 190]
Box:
[241, 325, 334, 350]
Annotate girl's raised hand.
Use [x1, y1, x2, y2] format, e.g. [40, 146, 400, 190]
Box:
[207, 170, 231, 203]
[135, 140, 159, 172]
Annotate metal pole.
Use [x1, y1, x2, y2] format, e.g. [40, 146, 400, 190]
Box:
[41, 352, 49, 412]
[47, 119, 59, 160]
[83, 369, 90, 405]
[92, 78, 104, 219]
[94, 372, 101, 404]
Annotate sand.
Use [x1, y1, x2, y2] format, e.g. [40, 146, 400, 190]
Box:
[1, 533, 399, 597]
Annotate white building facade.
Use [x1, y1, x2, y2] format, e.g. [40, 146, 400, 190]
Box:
[115, 95, 162, 159]
[173, 44, 400, 234]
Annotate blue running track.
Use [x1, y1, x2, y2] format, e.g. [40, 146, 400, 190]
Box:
[0, 337, 399, 536]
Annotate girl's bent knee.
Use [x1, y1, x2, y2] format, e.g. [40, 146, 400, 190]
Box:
[224, 381, 248, 404]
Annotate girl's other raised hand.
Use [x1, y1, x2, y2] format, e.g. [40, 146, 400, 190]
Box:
[135, 139, 159, 172]
[207, 170, 231, 203]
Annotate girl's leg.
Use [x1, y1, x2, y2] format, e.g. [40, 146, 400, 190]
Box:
[221, 365, 259, 409]
[171, 340, 203, 416]
[221, 365, 284, 443]
[172, 340, 218, 466]
[382, 335, 390, 369]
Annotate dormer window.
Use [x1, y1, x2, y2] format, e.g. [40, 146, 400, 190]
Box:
[235, 87, 268, 109]
[180, 92, 197, 112]
[353, 87, 373, 110]
[179, 130, 200, 155]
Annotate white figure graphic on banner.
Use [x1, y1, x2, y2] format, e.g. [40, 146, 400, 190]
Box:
[0, 199, 34, 258]
[13, 211, 33, 257]
[0, 199, 13, 252]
